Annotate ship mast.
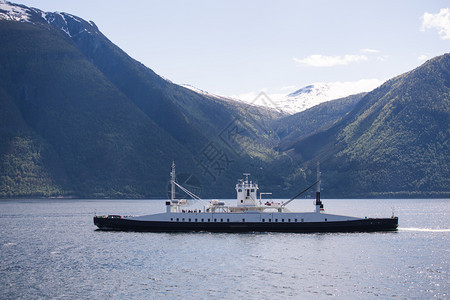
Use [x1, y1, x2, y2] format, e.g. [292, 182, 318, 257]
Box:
[317, 161, 321, 196]
[315, 161, 324, 212]
[170, 161, 176, 200]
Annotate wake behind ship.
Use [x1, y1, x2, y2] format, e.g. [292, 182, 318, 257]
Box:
[94, 163, 398, 233]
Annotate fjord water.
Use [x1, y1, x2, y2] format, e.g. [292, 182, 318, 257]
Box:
[0, 199, 448, 299]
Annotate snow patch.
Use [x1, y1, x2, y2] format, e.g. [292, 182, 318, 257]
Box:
[182, 84, 213, 96]
[66, 13, 82, 23]
[181, 84, 242, 104]
[280, 79, 382, 114]
[0, 2, 93, 38]
[44, 12, 72, 37]
[232, 79, 383, 114]
[0, 1, 32, 21]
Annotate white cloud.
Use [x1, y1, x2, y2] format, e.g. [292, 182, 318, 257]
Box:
[324, 78, 384, 95]
[421, 8, 450, 40]
[361, 48, 380, 53]
[418, 55, 429, 61]
[293, 54, 368, 67]
[376, 55, 390, 62]
[230, 90, 261, 102]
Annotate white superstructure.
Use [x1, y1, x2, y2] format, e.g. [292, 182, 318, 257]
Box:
[236, 173, 258, 207]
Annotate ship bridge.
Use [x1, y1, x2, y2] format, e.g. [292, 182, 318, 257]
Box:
[236, 173, 258, 207]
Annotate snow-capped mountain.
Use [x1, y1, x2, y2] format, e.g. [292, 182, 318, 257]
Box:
[1, 1, 382, 117]
[274, 79, 383, 114]
[182, 80, 382, 115]
[0, 1, 34, 22]
[228, 79, 383, 115]
[0, 1, 99, 37]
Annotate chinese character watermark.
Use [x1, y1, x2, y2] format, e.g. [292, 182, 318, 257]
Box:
[194, 91, 282, 181]
[194, 142, 234, 181]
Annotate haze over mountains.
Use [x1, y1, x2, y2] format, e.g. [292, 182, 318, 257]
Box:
[0, 2, 448, 199]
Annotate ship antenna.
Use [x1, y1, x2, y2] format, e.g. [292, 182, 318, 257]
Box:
[243, 173, 250, 183]
[170, 161, 176, 200]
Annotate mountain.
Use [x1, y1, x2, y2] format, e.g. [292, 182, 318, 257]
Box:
[260, 79, 382, 114]
[0, 1, 285, 198]
[281, 54, 450, 197]
[1, 1, 448, 199]
[0, 19, 193, 197]
[275, 93, 366, 150]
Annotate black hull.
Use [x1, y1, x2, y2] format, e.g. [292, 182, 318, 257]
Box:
[94, 216, 398, 233]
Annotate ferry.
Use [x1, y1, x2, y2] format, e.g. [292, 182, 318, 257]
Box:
[94, 163, 398, 232]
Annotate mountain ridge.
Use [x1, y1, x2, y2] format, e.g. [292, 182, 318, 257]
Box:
[285, 54, 450, 197]
[0, 2, 290, 198]
[0, 1, 448, 198]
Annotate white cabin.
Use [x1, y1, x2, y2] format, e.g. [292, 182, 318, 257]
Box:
[236, 173, 258, 207]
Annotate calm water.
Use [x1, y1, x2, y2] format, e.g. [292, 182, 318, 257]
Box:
[0, 199, 448, 299]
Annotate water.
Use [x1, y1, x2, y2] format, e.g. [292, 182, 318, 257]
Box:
[0, 199, 448, 299]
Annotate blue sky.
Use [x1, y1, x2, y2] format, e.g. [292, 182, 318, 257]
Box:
[11, 0, 450, 99]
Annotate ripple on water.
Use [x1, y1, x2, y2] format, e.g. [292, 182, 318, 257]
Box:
[0, 199, 449, 299]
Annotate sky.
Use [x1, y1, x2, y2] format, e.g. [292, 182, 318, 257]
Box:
[9, 0, 450, 100]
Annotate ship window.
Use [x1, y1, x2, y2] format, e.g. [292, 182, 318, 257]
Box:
[262, 219, 265, 222]
[282, 219, 284, 222]
[241, 200, 243, 203]
[325, 218, 327, 222]
[301, 218, 304, 222]
[171, 218, 173, 221]
[182, 218, 185, 221]
[238, 189, 242, 192]
[251, 189, 254, 192]
[188, 218, 191, 222]
[208, 219, 210, 222]
[288, 219, 291, 222]
[227, 219, 230, 222]
[242, 218, 245, 222]
[295, 219, 297, 222]
[214, 219, 217, 222]
[176, 218, 179, 222]
[221, 219, 223, 222]
[269, 219, 271, 222]
[275, 219, 278, 222]
[201, 218, 204, 222]
[247, 190, 250, 196]
[195, 219, 197, 222]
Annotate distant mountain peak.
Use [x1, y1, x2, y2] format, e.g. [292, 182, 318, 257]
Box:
[278, 79, 383, 114]
[287, 85, 314, 97]
[234, 80, 383, 115]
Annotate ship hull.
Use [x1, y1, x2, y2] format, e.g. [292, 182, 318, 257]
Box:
[94, 216, 398, 233]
